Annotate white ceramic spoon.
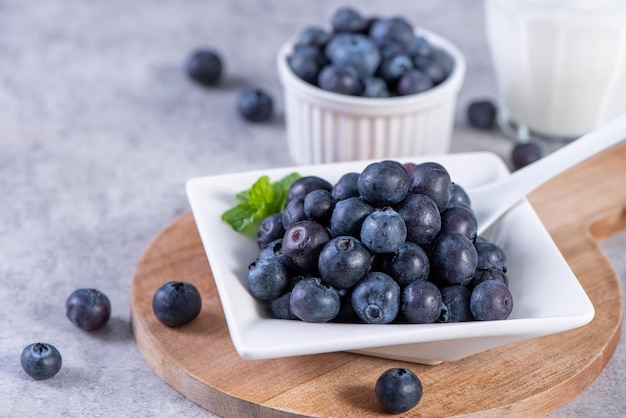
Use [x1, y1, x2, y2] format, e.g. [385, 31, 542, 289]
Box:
[469, 112, 626, 235]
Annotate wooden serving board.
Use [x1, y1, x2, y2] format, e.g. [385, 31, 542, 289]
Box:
[130, 144, 626, 417]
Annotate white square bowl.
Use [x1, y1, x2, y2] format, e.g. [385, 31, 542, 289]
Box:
[186, 152, 594, 365]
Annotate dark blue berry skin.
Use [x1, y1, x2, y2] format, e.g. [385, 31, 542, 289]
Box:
[430, 232, 478, 286]
[360, 208, 407, 254]
[281, 197, 307, 229]
[440, 285, 473, 322]
[290, 277, 340, 322]
[396, 70, 434, 95]
[247, 258, 289, 301]
[383, 241, 430, 287]
[237, 87, 273, 122]
[152, 281, 202, 327]
[357, 160, 410, 207]
[281, 220, 331, 273]
[330, 196, 374, 237]
[474, 237, 507, 271]
[186, 49, 222, 87]
[378, 54, 413, 84]
[269, 292, 299, 320]
[257, 238, 284, 263]
[351, 272, 400, 324]
[289, 47, 325, 85]
[304, 189, 335, 224]
[467, 100, 497, 129]
[512, 141, 543, 170]
[66, 288, 111, 331]
[317, 64, 362, 95]
[286, 176, 333, 204]
[470, 280, 513, 321]
[440, 206, 478, 241]
[408, 161, 453, 211]
[375, 368, 422, 414]
[401, 280, 444, 324]
[295, 26, 331, 49]
[448, 182, 472, 209]
[331, 172, 360, 201]
[469, 268, 509, 290]
[362, 77, 390, 98]
[325, 33, 381, 79]
[21, 343, 62, 380]
[318, 236, 371, 289]
[257, 213, 285, 249]
[369, 17, 415, 52]
[396, 193, 441, 245]
[331, 7, 368, 33]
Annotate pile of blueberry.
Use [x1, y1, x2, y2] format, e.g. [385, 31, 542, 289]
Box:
[288, 7, 454, 97]
[248, 159, 513, 325]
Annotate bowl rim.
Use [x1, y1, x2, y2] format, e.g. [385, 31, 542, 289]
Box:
[276, 27, 467, 113]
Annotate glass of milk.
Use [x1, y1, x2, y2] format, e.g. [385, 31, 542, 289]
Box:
[485, 0, 626, 142]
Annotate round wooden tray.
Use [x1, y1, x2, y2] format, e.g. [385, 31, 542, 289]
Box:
[130, 145, 626, 417]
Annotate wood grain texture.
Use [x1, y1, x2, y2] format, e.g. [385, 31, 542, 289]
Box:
[130, 144, 626, 417]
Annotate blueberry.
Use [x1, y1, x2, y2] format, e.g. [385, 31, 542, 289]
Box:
[331, 172, 360, 201]
[408, 161, 453, 211]
[281, 197, 307, 229]
[440, 206, 478, 241]
[21, 343, 62, 380]
[257, 238, 284, 262]
[318, 236, 371, 289]
[470, 280, 513, 321]
[474, 237, 507, 271]
[375, 368, 422, 414]
[289, 47, 326, 85]
[303, 189, 335, 224]
[378, 54, 414, 84]
[448, 182, 471, 209]
[382, 241, 430, 287]
[409, 36, 435, 67]
[330, 196, 374, 237]
[396, 193, 441, 245]
[401, 280, 444, 324]
[467, 100, 497, 129]
[295, 26, 331, 49]
[369, 17, 415, 52]
[290, 277, 340, 322]
[269, 291, 299, 320]
[286, 175, 333, 204]
[66, 288, 111, 331]
[512, 141, 543, 170]
[331, 7, 368, 33]
[357, 160, 410, 207]
[440, 285, 473, 322]
[351, 272, 400, 324]
[429, 232, 478, 286]
[420, 47, 453, 85]
[152, 281, 202, 327]
[468, 267, 509, 290]
[257, 213, 284, 249]
[360, 208, 407, 254]
[281, 220, 332, 273]
[185, 48, 222, 87]
[362, 77, 390, 98]
[237, 87, 273, 122]
[317, 64, 362, 95]
[247, 258, 289, 301]
[396, 69, 434, 96]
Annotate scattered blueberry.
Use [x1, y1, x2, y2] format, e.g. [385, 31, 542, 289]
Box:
[375, 368, 423, 413]
[21, 342, 62, 380]
[185, 48, 223, 87]
[512, 141, 543, 170]
[66, 288, 111, 331]
[467, 100, 497, 129]
[152, 281, 202, 327]
[237, 87, 274, 122]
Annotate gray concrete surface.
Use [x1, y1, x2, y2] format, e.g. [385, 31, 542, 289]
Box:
[0, 0, 623, 416]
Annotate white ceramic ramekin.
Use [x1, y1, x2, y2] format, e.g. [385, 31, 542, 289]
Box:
[277, 29, 466, 165]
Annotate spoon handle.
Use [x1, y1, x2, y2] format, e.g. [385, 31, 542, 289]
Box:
[472, 112, 626, 233]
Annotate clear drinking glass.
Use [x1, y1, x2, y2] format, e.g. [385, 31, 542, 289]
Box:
[485, 0, 626, 143]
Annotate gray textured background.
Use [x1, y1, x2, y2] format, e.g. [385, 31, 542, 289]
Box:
[1, 0, 624, 416]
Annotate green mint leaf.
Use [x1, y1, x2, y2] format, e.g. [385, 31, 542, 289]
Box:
[220, 203, 257, 232]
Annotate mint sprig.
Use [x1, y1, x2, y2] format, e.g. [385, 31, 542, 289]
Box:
[221, 172, 301, 232]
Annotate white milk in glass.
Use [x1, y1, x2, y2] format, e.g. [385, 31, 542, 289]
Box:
[485, 0, 626, 140]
